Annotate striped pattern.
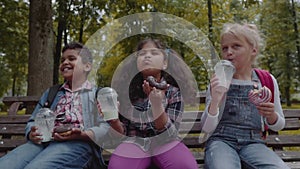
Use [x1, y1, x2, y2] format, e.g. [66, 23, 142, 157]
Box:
[248, 86, 272, 106]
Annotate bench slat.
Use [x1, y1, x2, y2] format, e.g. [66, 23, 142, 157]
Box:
[267, 135, 300, 147]
[0, 124, 26, 135]
[0, 115, 30, 124]
[182, 135, 300, 149]
[2, 96, 40, 106]
[275, 151, 300, 162]
[182, 109, 300, 121]
[0, 139, 26, 151]
[179, 118, 300, 133]
[283, 109, 300, 119]
[285, 161, 300, 169]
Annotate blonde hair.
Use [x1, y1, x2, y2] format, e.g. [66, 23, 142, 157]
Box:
[221, 23, 264, 53]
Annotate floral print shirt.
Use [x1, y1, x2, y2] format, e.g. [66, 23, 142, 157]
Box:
[54, 81, 93, 129]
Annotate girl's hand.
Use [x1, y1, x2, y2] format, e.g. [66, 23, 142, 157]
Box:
[29, 126, 43, 144]
[149, 87, 165, 106]
[143, 80, 167, 105]
[149, 88, 167, 121]
[143, 80, 168, 119]
[142, 80, 152, 96]
[207, 74, 226, 116]
[256, 102, 278, 125]
[210, 74, 226, 104]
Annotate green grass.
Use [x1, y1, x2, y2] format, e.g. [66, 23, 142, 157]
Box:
[0, 109, 26, 115]
[282, 103, 300, 109]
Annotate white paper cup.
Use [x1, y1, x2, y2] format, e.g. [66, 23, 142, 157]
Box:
[97, 87, 119, 121]
[35, 108, 56, 142]
[214, 60, 236, 93]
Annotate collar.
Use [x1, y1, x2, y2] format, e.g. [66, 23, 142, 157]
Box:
[62, 80, 93, 92]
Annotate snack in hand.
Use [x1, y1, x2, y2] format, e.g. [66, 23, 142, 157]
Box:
[248, 86, 272, 106]
[146, 76, 168, 90]
[53, 124, 73, 136]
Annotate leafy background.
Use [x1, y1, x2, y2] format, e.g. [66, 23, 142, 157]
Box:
[0, 0, 299, 110]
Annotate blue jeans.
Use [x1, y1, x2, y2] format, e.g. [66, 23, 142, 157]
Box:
[204, 130, 289, 169]
[0, 141, 101, 169]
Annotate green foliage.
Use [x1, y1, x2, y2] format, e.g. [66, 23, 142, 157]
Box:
[0, 0, 300, 104]
[0, 0, 29, 97]
[260, 0, 299, 105]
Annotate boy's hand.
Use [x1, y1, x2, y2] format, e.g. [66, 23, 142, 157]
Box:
[53, 128, 92, 141]
[29, 126, 43, 144]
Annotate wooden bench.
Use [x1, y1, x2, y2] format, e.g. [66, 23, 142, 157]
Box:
[2, 96, 40, 115]
[1, 96, 300, 168]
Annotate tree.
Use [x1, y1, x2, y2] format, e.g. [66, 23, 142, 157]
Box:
[260, 0, 297, 106]
[1, 0, 299, 107]
[28, 0, 54, 97]
[0, 0, 29, 97]
[53, 0, 68, 85]
[290, 0, 300, 92]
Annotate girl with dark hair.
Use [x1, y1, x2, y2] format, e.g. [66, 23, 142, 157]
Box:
[108, 38, 198, 169]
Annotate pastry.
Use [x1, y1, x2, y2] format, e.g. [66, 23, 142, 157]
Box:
[248, 86, 272, 106]
[53, 124, 73, 136]
[146, 76, 168, 90]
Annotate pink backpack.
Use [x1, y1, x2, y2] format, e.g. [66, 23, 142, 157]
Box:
[254, 68, 275, 139]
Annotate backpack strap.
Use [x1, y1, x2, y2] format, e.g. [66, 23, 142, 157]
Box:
[254, 68, 274, 139]
[95, 87, 102, 100]
[44, 84, 62, 108]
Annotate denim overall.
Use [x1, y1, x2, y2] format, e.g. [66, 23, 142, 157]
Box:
[204, 71, 289, 169]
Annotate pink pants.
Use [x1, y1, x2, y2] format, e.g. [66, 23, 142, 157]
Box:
[108, 140, 198, 169]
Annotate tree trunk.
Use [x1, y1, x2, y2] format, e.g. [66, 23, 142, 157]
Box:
[54, 0, 67, 85]
[79, 0, 86, 43]
[28, 0, 54, 97]
[207, 0, 218, 63]
[285, 52, 292, 107]
[207, 0, 213, 42]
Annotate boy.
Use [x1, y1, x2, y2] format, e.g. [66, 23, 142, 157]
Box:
[0, 42, 109, 169]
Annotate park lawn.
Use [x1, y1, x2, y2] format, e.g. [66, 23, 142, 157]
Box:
[0, 109, 26, 115]
[282, 103, 300, 109]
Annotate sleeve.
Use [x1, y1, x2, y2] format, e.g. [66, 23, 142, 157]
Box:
[88, 122, 111, 144]
[200, 86, 220, 133]
[85, 89, 113, 146]
[25, 89, 50, 139]
[155, 86, 182, 135]
[265, 75, 285, 131]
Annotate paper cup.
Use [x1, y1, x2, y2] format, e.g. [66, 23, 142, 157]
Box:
[214, 60, 236, 92]
[97, 87, 119, 121]
[35, 108, 56, 142]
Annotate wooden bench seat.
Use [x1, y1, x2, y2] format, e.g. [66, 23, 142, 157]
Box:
[1, 96, 300, 169]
